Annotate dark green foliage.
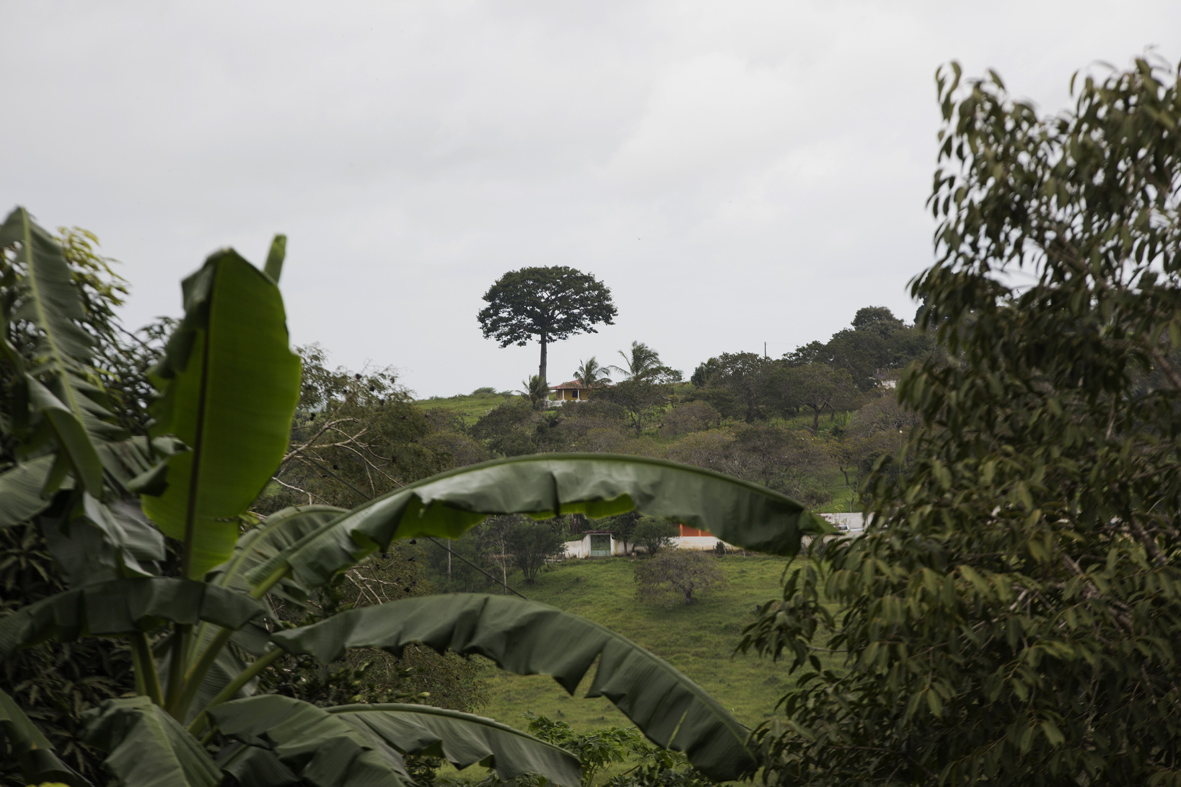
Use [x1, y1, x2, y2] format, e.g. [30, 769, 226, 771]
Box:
[741, 57, 1181, 785]
[631, 517, 679, 556]
[635, 551, 727, 607]
[523, 712, 646, 787]
[0, 221, 154, 784]
[769, 363, 858, 431]
[506, 518, 566, 584]
[472, 397, 541, 457]
[689, 352, 774, 423]
[850, 306, 904, 338]
[478, 266, 617, 383]
[0, 523, 134, 783]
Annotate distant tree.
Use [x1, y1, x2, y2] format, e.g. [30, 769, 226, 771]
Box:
[661, 400, 722, 436]
[573, 356, 612, 389]
[782, 340, 827, 368]
[822, 329, 889, 391]
[635, 551, 727, 607]
[774, 363, 859, 431]
[695, 352, 775, 423]
[599, 376, 674, 436]
[477, 266, 617, 383]
[471, 397, 540, 456]
[632, 517, 680, 556]
[728, 424, 835, 509]
[506, 519, 566, 584]
[885, 325, 936, 368]
[850, 306, 905, 338]
[690, 356, 722, 387]
[610, 341, 666, 383]
[603, 511, 642, 555]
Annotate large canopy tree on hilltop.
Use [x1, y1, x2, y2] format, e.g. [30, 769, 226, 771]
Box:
[478, 266, 616, 384]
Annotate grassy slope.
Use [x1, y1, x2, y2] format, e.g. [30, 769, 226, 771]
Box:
[473, 555, 810, 736]
[416, 391, 513, 427]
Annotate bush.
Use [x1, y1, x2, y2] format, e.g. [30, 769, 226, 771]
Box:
[635, 551, 727, 607]
[506, 519, 566, 584]
[632, 517, 679, 556]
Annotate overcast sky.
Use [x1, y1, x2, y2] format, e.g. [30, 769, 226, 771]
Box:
[4, 2, 1178, 397]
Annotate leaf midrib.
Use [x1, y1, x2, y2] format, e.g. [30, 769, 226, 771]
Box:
[18, 208, 87, 424]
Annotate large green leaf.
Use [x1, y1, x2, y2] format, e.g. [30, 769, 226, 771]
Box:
[271, 593, 757, 781]
[211, 695, 583, 787]
[211, 695, 410, 787]
[40, 496, 165, 587]
[248, 454, 831, 590]
[0, 454, 58, 527]
[0, 577, 266, 657]
[142, 250, 300, 579]
[0, 687, 92, 787]
[0, 208, 112, 497]
[84, 697, 221, 787]
[175, 507, 347, 722]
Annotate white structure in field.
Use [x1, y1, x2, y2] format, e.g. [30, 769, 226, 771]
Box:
[563, 513, 867, 559]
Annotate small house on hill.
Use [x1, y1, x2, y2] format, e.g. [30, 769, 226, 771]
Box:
[548, 380, 593, 405]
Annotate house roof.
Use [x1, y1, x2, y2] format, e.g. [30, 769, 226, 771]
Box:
[549, 380, 587, 390]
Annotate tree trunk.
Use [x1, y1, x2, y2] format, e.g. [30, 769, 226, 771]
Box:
[812, 406, 820, 432]
[539, 333, 548, 384]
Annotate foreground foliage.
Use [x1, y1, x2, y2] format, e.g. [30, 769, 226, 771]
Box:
[0, 209, 828, 786]
[743, 57, 1181, 785]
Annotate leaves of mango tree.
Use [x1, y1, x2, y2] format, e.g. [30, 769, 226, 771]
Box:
[84, 697, 220, 787]
[271, 593, 757, 781]
[142, 250, 301, 579]
[0, 577, 266, 657]
[249, 454, 831, 590]
[210, 695, 582, 787]
[0, 687, 91, 787]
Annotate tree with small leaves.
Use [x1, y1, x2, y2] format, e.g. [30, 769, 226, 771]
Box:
[741, 56, 1181, 787]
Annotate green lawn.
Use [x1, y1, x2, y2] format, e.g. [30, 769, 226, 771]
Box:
[472, 554, 825, 736]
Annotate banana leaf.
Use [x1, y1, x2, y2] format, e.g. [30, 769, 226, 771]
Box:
[176, 506, 347, 721]
[0, 687, 92, 787]
[210, 695, 582, 787]
[0, 454, 58, 527]
[0, 577, 266, 657]
[142, 250, 301, 579]
[0, 208, 111, 497]
[41, 496, 165, 588]
[271, 593, 757, 781]
[248, 453, 832, 590]
[84, 697, 220, 787]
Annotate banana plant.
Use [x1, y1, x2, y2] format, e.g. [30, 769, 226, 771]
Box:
[0, 208, 833, 787]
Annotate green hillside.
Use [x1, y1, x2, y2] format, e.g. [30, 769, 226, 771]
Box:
[416, 389, 513, 427]
[471, 554, 826, 736]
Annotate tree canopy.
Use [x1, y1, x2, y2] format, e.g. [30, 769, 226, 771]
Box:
[741, 56, 1181, 786]
[477, 266, 616, 384]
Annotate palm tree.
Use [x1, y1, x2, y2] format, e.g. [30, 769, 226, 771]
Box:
[517, 374, 551, 409]
[609, 341, 664, 383]
[573, 356, 612, 389]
